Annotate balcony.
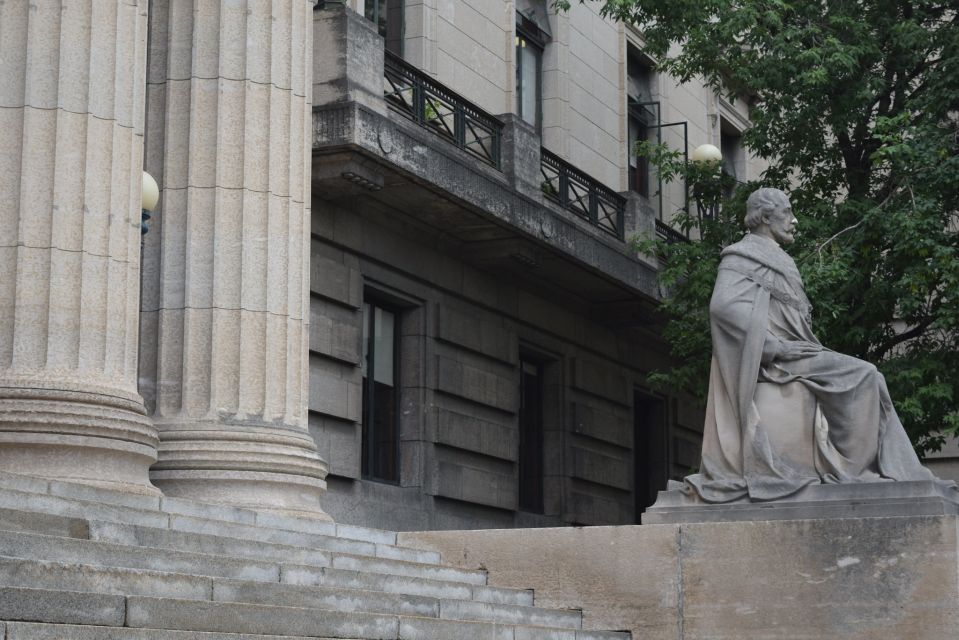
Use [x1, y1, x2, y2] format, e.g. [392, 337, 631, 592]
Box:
[383, 51, 502, 169]
[655, 219, 689, 244]
[540, 149, 626, 240]
[310, 4, 660, 313]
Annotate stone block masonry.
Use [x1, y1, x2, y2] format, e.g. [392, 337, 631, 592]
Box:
[400, 515, 959, 640]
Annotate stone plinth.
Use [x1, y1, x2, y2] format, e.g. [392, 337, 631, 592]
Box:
[0, 0, 158, 494]
[139, 0, 329, 519]
[400, 515, 959, 640]
[643, 480, 959, 524]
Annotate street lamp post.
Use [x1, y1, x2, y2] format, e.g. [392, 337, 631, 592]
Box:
[141, 171, 159, 236]
[690, 143, 723, 222]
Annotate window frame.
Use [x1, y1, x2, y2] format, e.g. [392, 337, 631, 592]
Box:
[518, 355, 546, 514]
[515, 14, 545, 132]
[361, 297, 401, 484]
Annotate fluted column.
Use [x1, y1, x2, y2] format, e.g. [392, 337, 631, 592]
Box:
[0, 0, 158, 493]
[140, 0, 329, 519]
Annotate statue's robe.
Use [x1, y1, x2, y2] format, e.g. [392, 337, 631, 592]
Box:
[685, 233, 944, 502]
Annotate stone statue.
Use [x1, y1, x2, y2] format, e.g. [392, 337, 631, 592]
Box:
[682, 187, 952, 503]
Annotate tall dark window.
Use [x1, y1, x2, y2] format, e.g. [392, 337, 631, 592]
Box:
[515, 14, 545, 131]
[720, 118, 744, 198]
[627, 48, 655, 197]
[518, 358, 544, 513]
[362, 301, 399, 482]
[364, 0, 404, 57]
[634, 390, 668, 519]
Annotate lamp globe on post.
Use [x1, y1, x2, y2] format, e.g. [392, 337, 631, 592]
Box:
[690, 144, 722, 221]
[141, 171, 159, 236]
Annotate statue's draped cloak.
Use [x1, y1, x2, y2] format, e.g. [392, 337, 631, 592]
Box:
[685, 233, 943, 503]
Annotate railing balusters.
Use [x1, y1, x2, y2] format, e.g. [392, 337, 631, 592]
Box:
[384, 51, 502, 169]
[655, 219, 689, 244]
[540, 148, 626, 240]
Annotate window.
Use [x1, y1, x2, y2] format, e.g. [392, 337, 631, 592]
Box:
[361, 300, 399, 482]
[518, 358, 544, 513]
[515, 13, 545, 130]
[720, 118, 744, 197]
[362, 0, 404, 57]
[627, 48, 655, 197]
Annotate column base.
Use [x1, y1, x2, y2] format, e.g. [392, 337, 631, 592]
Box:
[150, 422, 332, 521]
[0, 393, 160, 496]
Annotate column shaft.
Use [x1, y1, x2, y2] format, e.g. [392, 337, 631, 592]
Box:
[141, 0, 328, 519]
[0, 0, 158, 493]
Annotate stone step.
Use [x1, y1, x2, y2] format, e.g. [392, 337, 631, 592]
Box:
[438, 599, 581, 628]
[0, 556, 213, 601]
[0, 489, 439, 566]
[87, 520, 334, 568]
[169, 513, 439, 563]
[0, 553, 547, 624]
[0, 528, 529, 606]
[0, 553, 531, 617]
[213, 578, 579, 628]
[0, 586, 126, 627]
[0, 471, 408, 551]
[3, 622, 325, 640]
[122, 595, 624, 640]
[329, 552, 488, 586]
[0, 529, 282, 583]
[0, 527, 486, 588]
[0, 621, 633, 640]
[0, 589, 626, 640]
[0, 486, 170, 530]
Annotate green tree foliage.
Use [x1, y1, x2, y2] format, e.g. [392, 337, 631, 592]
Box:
[558, 0, 959, 453]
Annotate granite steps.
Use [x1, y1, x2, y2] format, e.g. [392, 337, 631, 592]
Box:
[0, 472, 631, 640]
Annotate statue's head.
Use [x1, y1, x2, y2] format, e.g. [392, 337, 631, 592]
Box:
[745, 188, 797, 245]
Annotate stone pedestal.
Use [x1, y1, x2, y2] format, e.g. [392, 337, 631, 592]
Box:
[0, 0, 158, 494]
[643, 480, 959, 524]
[400, 515, 959, 640]
[139, 0, 330, 519]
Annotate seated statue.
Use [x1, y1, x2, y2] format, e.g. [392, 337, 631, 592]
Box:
[683, 187, 952, 503]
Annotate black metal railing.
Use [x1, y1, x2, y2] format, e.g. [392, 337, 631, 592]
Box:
[383, 51, 502, 169]
[540, 148, 626, 240]
[655, 219, 689, 244]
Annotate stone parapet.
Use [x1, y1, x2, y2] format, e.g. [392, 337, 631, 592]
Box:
[498, 114, 544, 202]
[0, 0, 158, 493]
[139, 0, 329, 519]
[400, 515, 959, 640]
[313, 4, 387, 115]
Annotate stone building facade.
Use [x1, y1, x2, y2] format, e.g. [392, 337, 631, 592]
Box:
[305, 0, 757, 531]
[1, 0, 767, 532]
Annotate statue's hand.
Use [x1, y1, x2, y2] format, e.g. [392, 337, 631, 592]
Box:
[777, 340, 822, 361]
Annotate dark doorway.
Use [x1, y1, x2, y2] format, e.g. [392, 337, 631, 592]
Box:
[518, 358, 545, 513]
[634, 390, 668, 520]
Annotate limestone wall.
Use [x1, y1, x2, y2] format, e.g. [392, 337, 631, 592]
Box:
[344, 0, 765, 209]
[400, 516, 959, 640]
[307, 193, 701, 531]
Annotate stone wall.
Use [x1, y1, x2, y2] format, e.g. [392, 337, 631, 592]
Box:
[400, 515, 959, 640]
[307, 193, 701, 531]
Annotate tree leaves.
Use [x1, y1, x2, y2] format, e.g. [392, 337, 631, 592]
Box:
[568, 0, 959, 454]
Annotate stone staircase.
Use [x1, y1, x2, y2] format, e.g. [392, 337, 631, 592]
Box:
[0, 472, 630, 640]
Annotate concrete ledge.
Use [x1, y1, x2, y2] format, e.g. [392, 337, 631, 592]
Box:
[399, 515, 959, 640]
[643, 480, 959, 524]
